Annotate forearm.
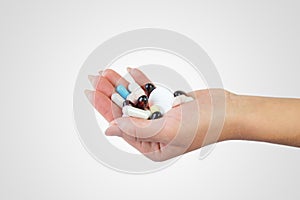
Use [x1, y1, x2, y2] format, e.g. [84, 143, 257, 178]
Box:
[231, 94, 300, 147]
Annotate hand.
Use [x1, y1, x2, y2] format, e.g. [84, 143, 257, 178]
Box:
[86, 68, 237, 161]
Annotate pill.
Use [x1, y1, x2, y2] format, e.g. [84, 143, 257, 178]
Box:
[172, 96, 185, 107]
[150, 105, 161, 113]
[126, 93, 137, 104]
[149, 87, 174, 114]
[185, 96, 194, 102]
[122, 106, 151, 119]
[174, 90, 187, 97]
[133, 87, 146, 97]
[149, 111, 163, 120]
[128, 82, 145, 96]
[123, 100, 134, 107]
[143, 83, 156, 96]
[136, 95, 148, 109]
[111, 93, 124, 108]
[172, 95, 194, 107]
[126, 85, 146, 104]
[128, 82, 140, 92]
[149, 105, 163, 120]
[116, 84, 130, 99]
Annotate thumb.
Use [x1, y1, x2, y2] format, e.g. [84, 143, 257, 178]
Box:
[111, 117, 167, 142]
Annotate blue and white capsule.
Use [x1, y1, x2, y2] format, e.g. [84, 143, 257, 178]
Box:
[116, 84, 130, 99]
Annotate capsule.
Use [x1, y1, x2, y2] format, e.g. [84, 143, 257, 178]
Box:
[174, 90, 187, 97]
[148, 87, 174, 114]
[128, 82, 140, 92]
[122, 106, 151, 119]
[116, 84, 130, 99]
[149, 111, 162, 120]
[126, 93, 136, 104]
[143, 83, 156, 96]
[123, 100, 134, 107]
[136, 95, 148, 109]
[149, 105, 163, 120]
[150, 105, 161, 113]
[111, 93, 124, 108]
[128, 82, 146, 97]
[126, 83, 146, 104]
[172, 95, 194, 107]
[135, 89, 146, 98]
[122, 100, 134, 117]
[185, 97, 194, 102]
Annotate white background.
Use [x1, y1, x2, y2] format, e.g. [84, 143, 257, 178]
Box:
[0, 0, 299, 199]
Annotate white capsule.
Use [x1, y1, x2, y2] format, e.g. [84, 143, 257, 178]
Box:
[149, 87, 174, 114]
[172, 95, 194, 107]
[134, 87, 146, 97]
[150, 105, 162, 113]
[111, 93, 124, 108]
[122, 106, 151, 119]
[128, 82, 140, 92]
[126, 84, 146, 104]
[185, 96, 194, 102]
[172, 95, 185, 107]
[126, 93, 137, 104]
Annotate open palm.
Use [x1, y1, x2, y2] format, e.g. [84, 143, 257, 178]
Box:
[86, 68, 230, 161]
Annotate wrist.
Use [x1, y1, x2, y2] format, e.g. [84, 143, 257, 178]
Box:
[227, 94, 265, 141]
[220, 91, 244, 141]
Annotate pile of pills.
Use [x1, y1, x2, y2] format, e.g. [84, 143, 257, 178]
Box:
[111, 82, 194, 120]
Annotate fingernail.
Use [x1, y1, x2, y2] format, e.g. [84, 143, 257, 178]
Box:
[88, 75, 99, 89]
[98, 70, 103, 75]
[102, 69, 109, 77]
[84, 89, 95, 105]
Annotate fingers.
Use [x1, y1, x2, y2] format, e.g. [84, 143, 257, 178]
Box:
[106, 125, 163, 156]
[90, 68, 152, 97]
[105, 125, 122, 137]
[127, 67, 152, 86]
[88, 69, 130, 97]
[87, 69, 130, 122]
[103, 69, 129, 87]
[85, 90, 122, 122]
[105, 125, 141, 143]
[121, 135, 161, 156]
[86, 68, 170, 141]
[88, 75, 115, 97]
[107, 117, 169, 142]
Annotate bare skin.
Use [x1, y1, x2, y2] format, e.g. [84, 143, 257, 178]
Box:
[85, 68, 300, 162]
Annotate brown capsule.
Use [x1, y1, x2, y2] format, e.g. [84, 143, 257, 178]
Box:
[135, 95, 148, 109]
